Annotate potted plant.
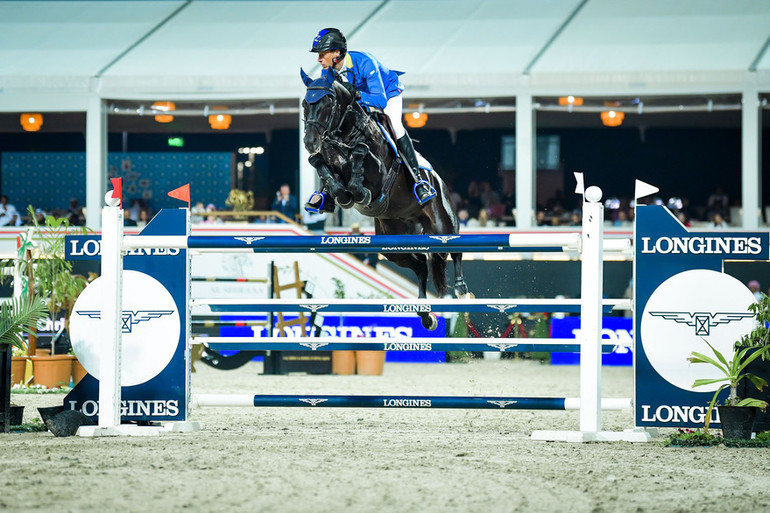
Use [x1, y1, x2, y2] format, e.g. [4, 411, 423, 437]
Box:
[0, 295, 48, 431]
[735, 293, 770, 432]
[688, 339, 770, 439]
[9, 209, 90, 387]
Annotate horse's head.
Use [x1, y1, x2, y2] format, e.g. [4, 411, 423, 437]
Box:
[300, 68, 353, 154]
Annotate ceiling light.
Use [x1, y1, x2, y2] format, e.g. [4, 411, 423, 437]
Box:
[600, 110, 624, 127]
[20, 113, 43, 132]
[153, 101, 175, 123]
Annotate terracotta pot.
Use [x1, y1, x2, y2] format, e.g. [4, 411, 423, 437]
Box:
[11, 357, 28, 385]
[331, 351, 355, 375]
[31, 355, 73, 388]
[355, 351, 385, 376]
[71, 358, 88, 384]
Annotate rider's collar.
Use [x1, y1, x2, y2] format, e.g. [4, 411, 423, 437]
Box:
[344, 53, 353, 69]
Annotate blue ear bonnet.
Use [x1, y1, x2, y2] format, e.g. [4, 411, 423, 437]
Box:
[305, 78, 336, 104]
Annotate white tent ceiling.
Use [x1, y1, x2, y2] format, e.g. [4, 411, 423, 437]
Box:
[1, 0, 769, 113]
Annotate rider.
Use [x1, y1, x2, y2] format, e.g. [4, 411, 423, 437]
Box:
[305, 27, 437, 213]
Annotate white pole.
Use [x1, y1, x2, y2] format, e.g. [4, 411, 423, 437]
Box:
[99, 202, 124, 428]
[579, 187, 604, 433]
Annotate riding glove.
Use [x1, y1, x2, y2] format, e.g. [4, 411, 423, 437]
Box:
[342, 82, 361, 101]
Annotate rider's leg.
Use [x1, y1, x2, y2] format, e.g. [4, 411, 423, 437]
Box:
[384, 96, 436, 205]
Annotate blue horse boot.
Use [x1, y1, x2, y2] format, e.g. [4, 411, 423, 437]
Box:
[304, 190, 336, 214]
[397, 135, 436, 205]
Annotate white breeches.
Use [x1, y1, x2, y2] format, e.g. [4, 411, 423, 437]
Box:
[383, 95, 406, 139]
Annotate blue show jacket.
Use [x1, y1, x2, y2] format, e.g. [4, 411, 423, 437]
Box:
[322, 51, 404, 110]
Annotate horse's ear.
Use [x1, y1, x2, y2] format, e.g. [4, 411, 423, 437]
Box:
[300, 68, 312, 87]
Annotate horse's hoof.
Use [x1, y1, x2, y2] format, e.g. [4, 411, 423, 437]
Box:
[336, 196, 354, 209]
[421, 312, 438, 331]
[355, 188, 372, 207]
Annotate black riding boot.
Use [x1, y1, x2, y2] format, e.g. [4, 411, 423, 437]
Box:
[397, 135, 436, 205]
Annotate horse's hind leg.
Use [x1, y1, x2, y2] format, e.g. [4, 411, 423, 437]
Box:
[451, 252, 471, 298]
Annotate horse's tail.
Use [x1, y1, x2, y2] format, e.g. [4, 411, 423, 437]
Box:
[430, 253, 449, 297]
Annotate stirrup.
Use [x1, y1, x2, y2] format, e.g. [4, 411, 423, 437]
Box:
[304, 191, 327, 214]
[413, 180, 436, 205]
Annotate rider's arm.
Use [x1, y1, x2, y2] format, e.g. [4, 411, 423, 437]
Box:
[355, 57, 388, 110]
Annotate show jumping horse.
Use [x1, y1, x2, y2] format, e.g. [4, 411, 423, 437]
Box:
[300, 69, 469, 330]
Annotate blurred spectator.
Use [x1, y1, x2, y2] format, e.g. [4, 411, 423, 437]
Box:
[302, 210, 327, 232]
[707, 186, 729, 221]
[613, 210, 632, 227]
[203, 204, 223, 224]
[271, 184, 297, 222]
[465, 180, 482, 219]
[536, 210, 547, 226]
[457, 209, 470, 227]
[708, 213, 727, 229]
[748, 280, 763, 302]
[191, 202, 206, 224]
[569, 211, 581, 226]
[0, 195, 22, 227]
[68, 198, 85, 226]
[136, 207, 151, 228]
[675, 211, 691, 227]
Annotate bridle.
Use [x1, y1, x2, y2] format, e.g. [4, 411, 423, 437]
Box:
[304, 81, 369, 146]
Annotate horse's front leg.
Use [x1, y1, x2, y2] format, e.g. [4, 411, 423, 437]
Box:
[309, 153, 353, 208]
[347, 143, 372, 206]
[451, 252, 471, 298]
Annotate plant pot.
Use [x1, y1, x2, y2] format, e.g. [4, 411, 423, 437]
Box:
[38, 405, 64, 425]
[739, 351, 770, 432]
[11, 357, 28, 386]
[31, 355, 73, 389]
[9, 404, 24, 426]
[718, 405, 757, 440]
[331, 351, 355, 375]
[71, 358, 87, 384]
[355, 351, 385, 376]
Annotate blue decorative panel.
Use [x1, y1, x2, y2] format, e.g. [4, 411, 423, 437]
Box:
[2, 152, 232, 213]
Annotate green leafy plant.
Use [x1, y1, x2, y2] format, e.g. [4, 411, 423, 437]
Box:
[689, 339, 770, 432]
[4, 207, 91, 355]
[0, 296, 48, 350]
[736, 293, 770, 361]
[663, 427, 770, 448]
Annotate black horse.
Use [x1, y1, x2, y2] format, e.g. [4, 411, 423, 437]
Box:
[300, 69, 468, 330]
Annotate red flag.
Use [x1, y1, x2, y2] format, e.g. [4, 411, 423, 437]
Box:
[168, 184, 191, 209]
[110, 177, 123, 208]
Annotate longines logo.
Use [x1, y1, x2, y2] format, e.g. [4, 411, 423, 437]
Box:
[299, 398, 327, 406]
[487, 343, 517, 351]
[640, 269, 756, 392]
[488, 400, 517, 408]
[648, 311, 754, 336]
[234, 236, 265, 245]
[487, 304, 516, 313]
[300, 304, 329, 312]
[75, 310, 175, 334]
[320, 236, 371, 244]
[70, 270, 180, 387]
[429, 235, 460, 243]
[640, 236, 762, 255]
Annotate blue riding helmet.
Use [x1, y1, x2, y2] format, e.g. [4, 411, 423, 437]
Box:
[310, 28, 347, 54]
